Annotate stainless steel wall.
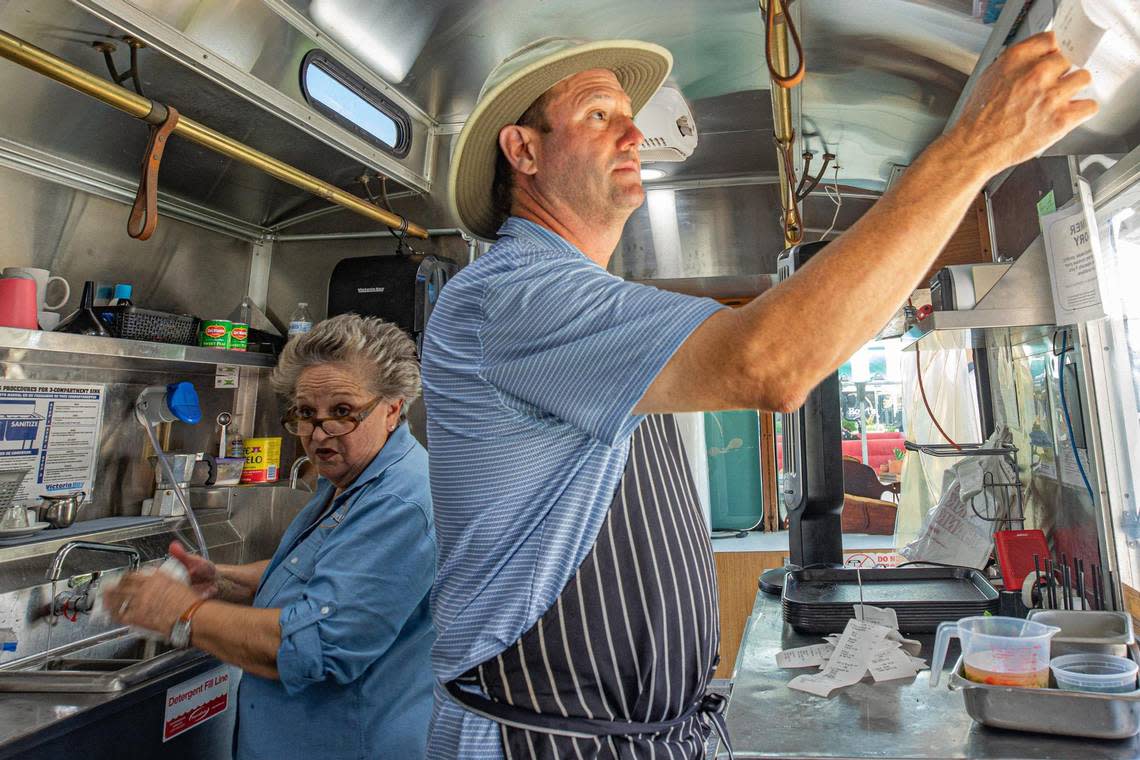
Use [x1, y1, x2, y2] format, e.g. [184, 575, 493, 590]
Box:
[0, 167, 253, 316]
[0, 165, 295, 520]
[0, 350, 277, 523]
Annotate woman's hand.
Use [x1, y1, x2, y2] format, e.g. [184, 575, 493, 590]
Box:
[169, 540, 219, 598]
[104, 570, 202, 638]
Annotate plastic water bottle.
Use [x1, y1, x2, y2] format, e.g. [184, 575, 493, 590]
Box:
[288, 302, 313, 338]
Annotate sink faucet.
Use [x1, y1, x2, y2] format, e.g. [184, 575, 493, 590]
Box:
[46, 541, 141, 582]
[45, 542, 142, 620]
[289, 456, 312, 491]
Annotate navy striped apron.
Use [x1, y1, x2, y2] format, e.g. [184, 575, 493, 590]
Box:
[447, 415, 730, 758]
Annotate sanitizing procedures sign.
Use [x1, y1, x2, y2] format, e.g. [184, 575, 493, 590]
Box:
[0, 381, 103, 504]
[163, 667, 232, 742]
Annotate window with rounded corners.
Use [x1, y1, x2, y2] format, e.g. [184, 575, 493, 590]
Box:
[300, 50, 411, 159]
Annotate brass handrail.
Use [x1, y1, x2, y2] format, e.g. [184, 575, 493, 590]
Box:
[758, 0, 802, 247]
[0, 29, 429, 238]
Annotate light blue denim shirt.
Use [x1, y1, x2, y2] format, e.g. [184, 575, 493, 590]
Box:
[235, 424, 436, 760]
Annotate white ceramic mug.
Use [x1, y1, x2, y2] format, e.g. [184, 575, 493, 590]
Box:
[1, 267, 70, 311]
[38, 311, 61, 331]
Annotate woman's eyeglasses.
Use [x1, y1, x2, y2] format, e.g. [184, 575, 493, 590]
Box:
[281, 396, 384, 438]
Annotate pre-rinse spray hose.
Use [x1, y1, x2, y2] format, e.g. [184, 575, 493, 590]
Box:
[135, 405, 209, 560]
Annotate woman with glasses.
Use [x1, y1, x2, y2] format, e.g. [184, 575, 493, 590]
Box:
[106, 314, 436, 760]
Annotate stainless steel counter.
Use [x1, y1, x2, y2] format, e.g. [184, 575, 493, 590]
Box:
[0, 655, 230, 758]
[720, 591, 1140, 759]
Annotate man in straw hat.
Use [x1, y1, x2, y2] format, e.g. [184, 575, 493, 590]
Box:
[422, 35, 1095, 758]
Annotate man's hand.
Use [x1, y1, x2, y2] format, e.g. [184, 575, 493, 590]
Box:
[169, 540, 219, 599]
[950, 31, 1097, 176]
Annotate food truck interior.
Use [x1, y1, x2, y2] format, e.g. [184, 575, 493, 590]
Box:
[0, 0, 1139, 757]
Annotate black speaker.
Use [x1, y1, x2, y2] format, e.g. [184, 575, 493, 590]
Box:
[327, 254, 456, 350]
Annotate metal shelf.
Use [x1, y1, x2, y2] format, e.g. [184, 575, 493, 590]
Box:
[0, 327, 275, 369]
[903, 235, 1056, 352]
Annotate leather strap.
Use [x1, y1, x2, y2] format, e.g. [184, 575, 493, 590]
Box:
[128, 105, 180, 240]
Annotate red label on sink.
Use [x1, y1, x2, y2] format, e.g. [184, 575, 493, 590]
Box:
[163, 666, 231, 742]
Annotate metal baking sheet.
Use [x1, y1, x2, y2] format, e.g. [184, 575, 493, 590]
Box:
[949, 649, 1140, 740]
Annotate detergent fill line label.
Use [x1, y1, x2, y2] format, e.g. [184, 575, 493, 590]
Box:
[0, 381, 103, 504]
[163, 666, 232, 741]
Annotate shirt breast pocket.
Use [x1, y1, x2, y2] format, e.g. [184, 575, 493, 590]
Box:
[261, 537, 321, 605]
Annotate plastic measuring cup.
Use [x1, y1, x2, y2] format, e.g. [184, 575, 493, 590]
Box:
[930, 615, 1061, 688]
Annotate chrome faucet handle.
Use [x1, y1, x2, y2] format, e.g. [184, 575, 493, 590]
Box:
[289, 456, 312, 491]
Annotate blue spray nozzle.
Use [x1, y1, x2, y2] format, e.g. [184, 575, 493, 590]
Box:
[165, 382, 201, 425]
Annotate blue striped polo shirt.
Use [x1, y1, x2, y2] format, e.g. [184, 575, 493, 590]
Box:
[421, 217, 724, 756]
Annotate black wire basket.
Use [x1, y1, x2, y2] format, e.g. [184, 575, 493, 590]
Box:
[93, 305, 200, 345]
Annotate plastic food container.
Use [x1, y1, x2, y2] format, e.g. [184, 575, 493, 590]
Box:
[1051, 653, 1139, 694]
[931, 615, 1061, 688]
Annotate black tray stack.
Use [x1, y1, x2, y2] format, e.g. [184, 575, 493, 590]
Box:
[780, 567, 1000, 634]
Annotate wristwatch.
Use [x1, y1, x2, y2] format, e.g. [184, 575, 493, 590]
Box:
[170, 599, 209, 649]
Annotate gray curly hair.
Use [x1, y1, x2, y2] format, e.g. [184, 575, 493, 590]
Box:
[270, 314, 420, 421]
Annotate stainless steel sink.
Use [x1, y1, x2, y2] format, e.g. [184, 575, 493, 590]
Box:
[0, 628, 206, 692]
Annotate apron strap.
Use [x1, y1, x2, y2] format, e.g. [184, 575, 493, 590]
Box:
[444, 680, 734, 757]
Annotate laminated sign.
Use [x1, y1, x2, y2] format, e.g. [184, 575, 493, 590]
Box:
[163, 667, 232, 742]
[0, 381, 103, 503]
[1041, 180, 1110, 326]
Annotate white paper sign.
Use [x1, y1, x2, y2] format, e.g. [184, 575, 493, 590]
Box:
[843, 551, 904, 569]
[163, 666, 232, 741]
[1042, 202, 1106, 325]
[0, 381, 103, 504]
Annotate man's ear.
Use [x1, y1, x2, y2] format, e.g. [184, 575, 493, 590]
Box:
[499, 124, 540, 178]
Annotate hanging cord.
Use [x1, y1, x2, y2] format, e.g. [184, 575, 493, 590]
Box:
[1058, 330, 1096, 502]
[764, 0, 805, 89]
[774, 137, 804, 243]
[909, 298, 961, 450]
[818, 163, 842, 240]
[795, 152, 835, 201]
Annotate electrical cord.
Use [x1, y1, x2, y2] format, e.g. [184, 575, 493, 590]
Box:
[909, 298, 961, 450]
[819, 164, 842, 240]
[1059, 330, 1096, 502]
[710, 530, 751, 539]
[774, 136, 804, 244]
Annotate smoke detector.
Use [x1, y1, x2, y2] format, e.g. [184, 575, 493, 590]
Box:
[635, 85, 698, 163]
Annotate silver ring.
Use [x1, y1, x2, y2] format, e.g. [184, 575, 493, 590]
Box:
[117, 598, 131, 615]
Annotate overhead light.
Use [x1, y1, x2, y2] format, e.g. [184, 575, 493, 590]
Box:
[640, 168, 666, 181]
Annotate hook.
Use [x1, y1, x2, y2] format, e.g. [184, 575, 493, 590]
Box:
[93, 37, 147, 96]
[794, 152, 836, 202]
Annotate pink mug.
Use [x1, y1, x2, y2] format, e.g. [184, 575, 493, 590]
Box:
[0, 277, 39, 329]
